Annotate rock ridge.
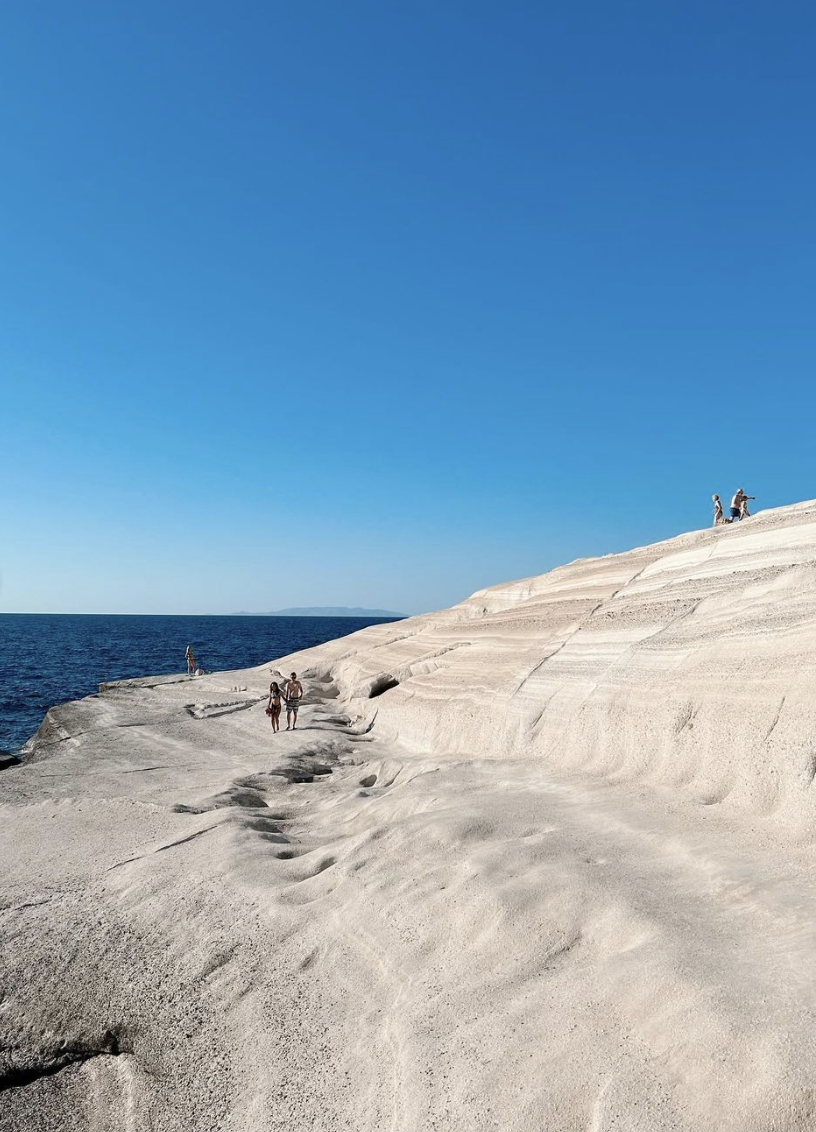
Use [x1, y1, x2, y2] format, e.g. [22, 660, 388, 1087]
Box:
[273, 498, 816, 833]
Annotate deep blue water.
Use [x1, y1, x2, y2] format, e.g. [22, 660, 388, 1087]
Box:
[0, 614, 401, 754]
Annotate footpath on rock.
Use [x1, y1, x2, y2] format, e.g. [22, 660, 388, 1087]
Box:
[4, 500, 816, 1131]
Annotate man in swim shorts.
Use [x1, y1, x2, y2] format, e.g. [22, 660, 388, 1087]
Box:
[284, 672, 303, 730]
[730, 488, 755, 520]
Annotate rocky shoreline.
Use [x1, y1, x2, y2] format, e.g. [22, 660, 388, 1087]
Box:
[4, 500, 816, 1130]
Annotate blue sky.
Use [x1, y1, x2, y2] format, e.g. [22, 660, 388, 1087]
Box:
[1, 0, 813, 614]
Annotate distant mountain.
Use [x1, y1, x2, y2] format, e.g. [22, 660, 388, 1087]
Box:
[232, 606, 406, 618]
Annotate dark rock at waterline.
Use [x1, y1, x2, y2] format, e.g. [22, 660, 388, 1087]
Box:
[0, 752, 20, 771]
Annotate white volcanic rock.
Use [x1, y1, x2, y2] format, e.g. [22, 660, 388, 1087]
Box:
[285, 498, 816, 831]
[3, 501, 816, 1130]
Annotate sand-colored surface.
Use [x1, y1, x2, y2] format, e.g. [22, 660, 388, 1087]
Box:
[4, 500, 816, 1130]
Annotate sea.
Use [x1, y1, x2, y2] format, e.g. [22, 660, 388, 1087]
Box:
[0, 613, 402, 755]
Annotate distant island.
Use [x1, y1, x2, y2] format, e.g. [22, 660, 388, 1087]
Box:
[232, 606, 406, 618]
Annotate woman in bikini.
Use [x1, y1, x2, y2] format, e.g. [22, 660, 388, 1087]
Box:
[266, 681, 283, 732]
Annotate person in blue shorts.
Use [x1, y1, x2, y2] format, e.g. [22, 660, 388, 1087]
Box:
[730, 489, 755, 520]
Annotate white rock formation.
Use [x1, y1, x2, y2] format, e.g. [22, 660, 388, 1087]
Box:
[3, 500, 816, 1130]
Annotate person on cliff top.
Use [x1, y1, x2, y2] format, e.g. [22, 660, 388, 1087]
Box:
[185, 644, 196, 675]
[730, 489, 754, 520]
[712, 495, 725, 525]
[739, 493, 755, 520]
[266, 681, 283, 733]
[284, 672, 303, 730]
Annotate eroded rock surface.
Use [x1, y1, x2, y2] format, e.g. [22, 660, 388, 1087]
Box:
[4, 501, 816, 1130]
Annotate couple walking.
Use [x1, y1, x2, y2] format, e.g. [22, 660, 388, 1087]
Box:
[266, 672, 303, 732]
[713, 488, 754, 526]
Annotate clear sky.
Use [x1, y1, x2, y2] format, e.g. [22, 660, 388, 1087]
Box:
[1, 0, 813, 615]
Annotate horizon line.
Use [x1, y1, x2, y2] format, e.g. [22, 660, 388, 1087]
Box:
[0, 610, 412, 618]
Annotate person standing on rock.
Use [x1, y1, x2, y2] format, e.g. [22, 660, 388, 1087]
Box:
[284, 672, 303, 730]
[712, 495, 725, 525]
[185, 644, 196, 675]
[740, 493, 755, 519]
[266, 681, 283, 732]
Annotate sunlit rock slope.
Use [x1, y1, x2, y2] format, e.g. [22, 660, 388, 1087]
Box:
[4, 500, 816, 1132]
[282, 499, 816, 832]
